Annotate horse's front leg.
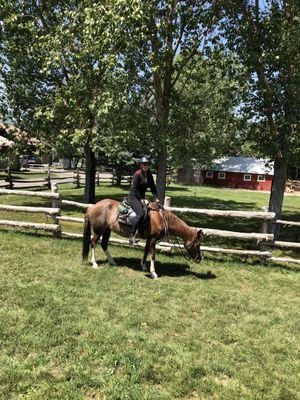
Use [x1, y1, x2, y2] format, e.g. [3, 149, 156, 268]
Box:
[149, 237, 158, 279]
[141, 237, 151, 271]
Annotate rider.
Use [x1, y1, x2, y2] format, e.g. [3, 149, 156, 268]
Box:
[128, 155, 159, 243]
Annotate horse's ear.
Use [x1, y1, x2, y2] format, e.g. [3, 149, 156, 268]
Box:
[197, 229, 204, 239]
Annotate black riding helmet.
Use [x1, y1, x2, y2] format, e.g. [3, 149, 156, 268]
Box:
[140, 155, 151, 164]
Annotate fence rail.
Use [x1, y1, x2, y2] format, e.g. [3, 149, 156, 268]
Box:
[276, 219, 300, 227]
[267, 241, 300, 249]
[165, 206, 276, 220]
[0, 166, 131, 189]
[0, 204, 60, 215]
[0, 187, 299, 266]
[0, 188, 60, 200]
[0, 219, 60, 233]
[61, 199, 92, 209]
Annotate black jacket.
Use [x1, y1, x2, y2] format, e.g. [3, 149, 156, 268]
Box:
[128, 169, 158, 201]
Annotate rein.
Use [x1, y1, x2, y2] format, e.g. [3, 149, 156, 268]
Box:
[154, 206, 200, 263]
[172, 234, 192, 262]
[149, 203, 170, 241]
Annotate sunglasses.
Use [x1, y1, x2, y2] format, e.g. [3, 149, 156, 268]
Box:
[141, 163, 150, 166]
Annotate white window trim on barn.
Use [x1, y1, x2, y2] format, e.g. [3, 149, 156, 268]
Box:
[244, 174, 252, 181]
[206, 171, 213, 178]
[218, 172, 226, 179]
[257, 175, 265, 182]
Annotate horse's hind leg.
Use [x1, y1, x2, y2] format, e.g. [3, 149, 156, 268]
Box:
[101, 228, 116, 266]
[91, 233, 100, 269]
[149, 238, 158, 279]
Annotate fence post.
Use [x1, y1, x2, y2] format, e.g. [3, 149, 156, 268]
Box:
[46, 164, 51, 189]
[164, 196, 171, 208]
[260, 206, 269, 261]
[7, 167, 13, 189]
[76, 168, 80, 188]
[51, 182, 61, 236]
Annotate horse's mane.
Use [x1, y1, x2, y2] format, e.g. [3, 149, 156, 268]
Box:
[164, 210, 191, 230]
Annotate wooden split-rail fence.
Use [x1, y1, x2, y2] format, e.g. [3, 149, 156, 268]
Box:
[0, 188, 299, 266]
[0, 166, 131, 190]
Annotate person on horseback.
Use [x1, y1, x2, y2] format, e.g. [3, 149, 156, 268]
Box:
[128, 155, 159, 244]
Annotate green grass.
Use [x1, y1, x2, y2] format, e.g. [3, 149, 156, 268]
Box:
[1, 232, 300, 400]
[0, 183, 300, 399]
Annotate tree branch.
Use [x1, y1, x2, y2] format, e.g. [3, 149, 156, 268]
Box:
[171, 30, 207, 88]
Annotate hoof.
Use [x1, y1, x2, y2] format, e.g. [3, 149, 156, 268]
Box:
[109, 260, 117, 267]
[150, 272, 158, 279]
[92, 263, 98, 269]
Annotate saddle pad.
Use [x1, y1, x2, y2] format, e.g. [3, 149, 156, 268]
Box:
[118, 203, 129, 214]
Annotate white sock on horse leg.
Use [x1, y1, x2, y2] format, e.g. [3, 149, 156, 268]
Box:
[150, 255, 158, 279]
[91, 246, 98, 269]
[104, 250, 116, 266]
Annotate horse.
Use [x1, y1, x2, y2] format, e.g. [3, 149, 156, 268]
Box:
[82, 199, 204, 279]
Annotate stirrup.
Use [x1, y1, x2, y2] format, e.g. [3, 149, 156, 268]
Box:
[129, 235, 139, 244]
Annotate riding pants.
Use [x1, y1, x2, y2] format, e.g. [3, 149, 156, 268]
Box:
[128, 196, 144, 236]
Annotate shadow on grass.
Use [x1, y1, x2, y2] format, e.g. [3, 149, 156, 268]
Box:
[265, 260, 300, 273]
[60, 185, 257, 212]
[164, 186, 190, 192]
[167, 195, 257, 211]
[96, 256, 216, 280]
[0, 229, 299, 274]
[58, 189, 262, 232]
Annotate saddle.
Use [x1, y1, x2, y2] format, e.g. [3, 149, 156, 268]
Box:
[117, 197, 150, 229]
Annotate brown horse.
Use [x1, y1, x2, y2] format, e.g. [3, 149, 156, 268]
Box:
[82, 199, 203, 278]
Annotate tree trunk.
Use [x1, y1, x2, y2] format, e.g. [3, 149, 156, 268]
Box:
[74, 156, 79, 168]
[84, 143, 96, 204]
[156, 142, 168, 202]
[155, 103, 170, 202]
[183, 164, 194, 185]
[268, 157, 287, 238]
[115, 166, 122, 186]
[149, 8, 173, 203]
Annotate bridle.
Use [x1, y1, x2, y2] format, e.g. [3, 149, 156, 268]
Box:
[155, 205, 202, 262]
[184, 235, 202, 262]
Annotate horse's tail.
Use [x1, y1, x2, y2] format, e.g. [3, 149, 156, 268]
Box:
[82, 213, 91, 263]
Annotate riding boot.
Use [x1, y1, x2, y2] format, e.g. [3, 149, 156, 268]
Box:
[129, 216, 140, 244]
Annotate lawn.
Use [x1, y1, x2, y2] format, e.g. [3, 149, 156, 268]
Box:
[0, 183, 300, 399]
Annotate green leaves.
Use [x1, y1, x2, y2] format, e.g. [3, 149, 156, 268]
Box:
[169, 51, 247, 168]
[1, 0, 139, 154]
[222, 0, 300, 165]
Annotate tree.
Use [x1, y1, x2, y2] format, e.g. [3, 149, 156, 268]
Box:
[126, 0, 221, 201]
[169, 51, 246, 182]
[93, 68, 158, 172]
[0, 0, 140, 202]
[222, 0, 300, 235]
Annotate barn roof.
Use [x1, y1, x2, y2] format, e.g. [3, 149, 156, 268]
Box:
[208, 157, 274, 175]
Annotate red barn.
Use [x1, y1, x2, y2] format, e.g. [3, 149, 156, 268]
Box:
[202, 157, 274, 191]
